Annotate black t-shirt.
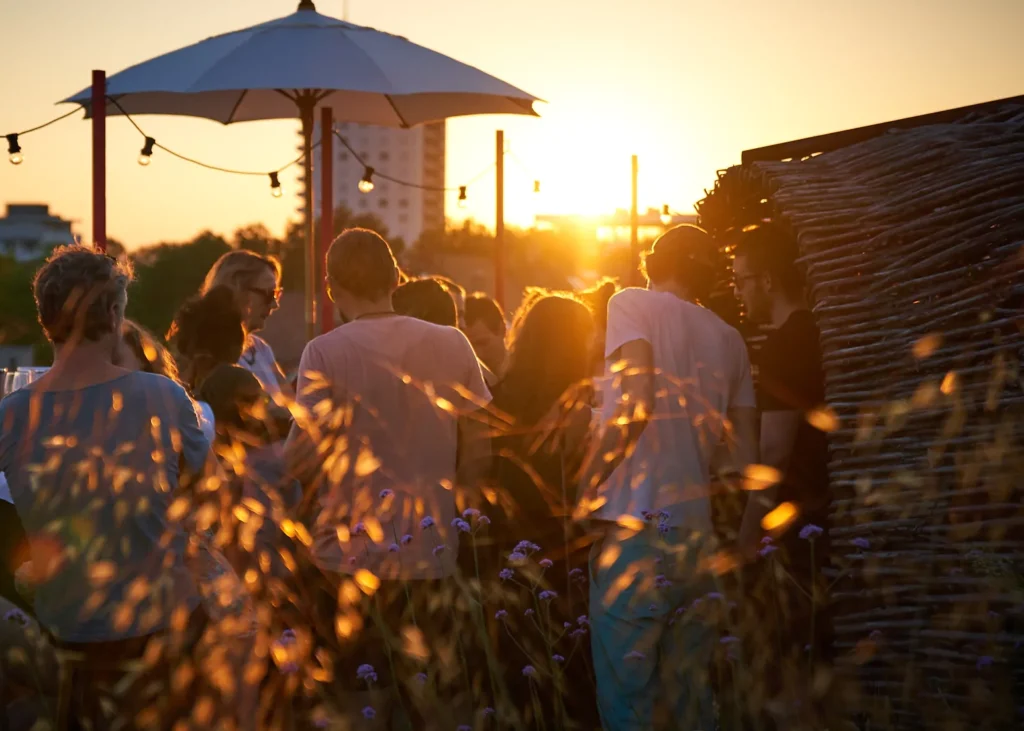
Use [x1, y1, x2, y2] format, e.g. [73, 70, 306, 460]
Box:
[756, 310, 830, 525]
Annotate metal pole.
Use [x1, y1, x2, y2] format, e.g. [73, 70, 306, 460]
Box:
[495, 130, 505, 310]
[92, 70, 106, 252]
[300, 95, 316, 341]
[630, 154, 639, 286]
[319, 106, 335, 334]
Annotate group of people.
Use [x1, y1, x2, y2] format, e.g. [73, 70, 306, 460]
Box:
[0, 221, 832, 730]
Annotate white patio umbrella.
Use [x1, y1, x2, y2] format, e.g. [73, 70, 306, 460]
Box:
[62, 0, 539, 335]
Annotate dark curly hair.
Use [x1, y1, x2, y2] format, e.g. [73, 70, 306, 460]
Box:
[168, 286, 246, 391]
[392, 278, 457, 327]
[32, 245, 134, 344]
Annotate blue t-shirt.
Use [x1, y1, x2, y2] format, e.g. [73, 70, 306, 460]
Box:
[0, 372, 208, 642]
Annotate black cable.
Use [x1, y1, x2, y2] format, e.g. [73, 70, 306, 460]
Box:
[333, 128, 496, 192]
[106, 95, 316, 175]
[11, 107, 81, 136]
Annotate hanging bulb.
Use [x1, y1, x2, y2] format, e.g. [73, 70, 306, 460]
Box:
[138, 137, 156, 166]
[269, 171, 283, 198]
[660, 204, 672, 227]
[533, 180, 541, 194]
[457, 186, 468, 209]
[358, 166, 375, 193]
[6, 134, 23, 165]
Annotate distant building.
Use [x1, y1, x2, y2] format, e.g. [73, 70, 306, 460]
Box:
[535, 208, 698, 246]
[311, 121, 446, 246]
[0, 204, 77, 261]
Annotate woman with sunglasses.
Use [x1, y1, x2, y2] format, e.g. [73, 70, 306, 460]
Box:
[201, 250, 292, 401]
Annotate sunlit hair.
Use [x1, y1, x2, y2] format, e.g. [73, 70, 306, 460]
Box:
[168, 286, 246, 392]
[433, 274, 466, 300]
[122, 320, 180, 382]
[201, 249, 281, 296]
[392, 277, 457, 327]
[733, 221, 805, 297]
[326, 228, 398, 301]
[496, 292, 595, 426]
[465, 293, 506, 336]
[32, 245, 135, 344]
[641, 224, 716, 303]
[577, 278, 619, 373]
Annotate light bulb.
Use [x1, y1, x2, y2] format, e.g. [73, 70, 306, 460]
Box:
[6, 134, 22, 165]
[533, 180, 541, 194]
[272, 186, 283, 198]
[268, 171, 283, 198]
[359, 166, 375, 194]
[138, 137, 156, 167]
[660, 204, 672, 227]
[457, 186, 467, 209]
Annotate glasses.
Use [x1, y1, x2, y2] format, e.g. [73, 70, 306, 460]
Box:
[1, 367, 46, 397]
[247, 286, 282, 305]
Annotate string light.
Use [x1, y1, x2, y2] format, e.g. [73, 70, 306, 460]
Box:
[138, 137, 156, 166]
[457, 186, 468, 209]
[534, 180, 541, 194]
[358, 166, 375, 194]
[269, 172, 283, 198]
[661, 204, 672, 226]
[6, 134, 23, 165]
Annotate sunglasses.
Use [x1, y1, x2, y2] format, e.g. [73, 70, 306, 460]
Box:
[247, 286, 283, 305]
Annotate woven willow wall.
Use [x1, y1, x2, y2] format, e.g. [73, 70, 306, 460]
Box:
[698, 103, 1024, 730]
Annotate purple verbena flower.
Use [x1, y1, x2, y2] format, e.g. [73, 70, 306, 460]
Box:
[499, 568, 514, 581]
[478, 515, 491, 526]
[462, 508, 481, 520]
[569, 628, 588, 639]
[552, 654, 565, 663]
[656, 510, 670, 521]
[507, 551, 527, 565]
[452, 518, 471, 533]
[495, 609, 508, 620]
[433, 544, 446, 556]
[977, 655, 994, 669]
[352, 521, 366, 536]
[657, 522, 670, 534]
[577, 615, 590, 626]
[625, 650, 646, 660]
[799, 524, 824, 540]
[522, 664, 537, 677]
[563, 621, 572, 629]
[706, 592, 723, 600]
[761, 536, 774, 544]
[759, 545, 778, 557]
[720, 636, 740, 645]
[539, 590, 558, 601]
[421, 516, 435, 529]
[3, 608, 29, 626]
[539, 558, 553, 569]
[401, 533, 413, 545]
[379, 489, 394, 500]
[280, 661, 299, 674]
[388, 543, 400, 553]
[654, 574, 672, 589]
[415, 672, 428, 685]
[362, 706, 376, 719]
[357, 663, 378, 683]
[648, 603, 658, 612]
[483, 707, 495, 717]
[524, 608, 535, 617]
[569, 567, 585, 583]
[280, 628, 297, 644]
[851, 537, 870, 549]
[641, 510, 654, 521]
[513, 540, 541, 555]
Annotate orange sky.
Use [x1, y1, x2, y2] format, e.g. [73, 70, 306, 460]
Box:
[1, 0, 1021, 250]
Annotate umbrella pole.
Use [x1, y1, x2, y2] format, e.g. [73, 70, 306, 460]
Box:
[299, 94, 316, 341]
[92, 70, 107, 252]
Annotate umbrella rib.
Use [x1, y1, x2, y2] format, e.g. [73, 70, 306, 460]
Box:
[383, 95, 411, 129]
[225, 90, 249, 124]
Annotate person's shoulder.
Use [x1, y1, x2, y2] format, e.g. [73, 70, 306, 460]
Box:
[129, 371, 191, 399]
[782, 309, 820, 339]
[608, 287, 650, 309]
[0, 388, 30, 418]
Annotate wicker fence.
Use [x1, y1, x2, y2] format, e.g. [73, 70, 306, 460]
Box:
[697, 101, 1024, 729]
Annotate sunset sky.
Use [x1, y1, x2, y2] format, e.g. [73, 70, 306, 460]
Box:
[1, 0, 1021, 250]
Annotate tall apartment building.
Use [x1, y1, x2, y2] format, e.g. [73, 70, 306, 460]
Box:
[311, 121, 446, 246]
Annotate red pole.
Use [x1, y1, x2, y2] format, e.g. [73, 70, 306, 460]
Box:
[319, 107, 334, 333]
[92, 70, 106, 252]
[495, 130, 505, 310]
[630, 154, 639, 286]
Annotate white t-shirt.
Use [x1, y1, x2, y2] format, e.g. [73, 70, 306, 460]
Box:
[239, 335, 282, 399]
[295, 316, 491, 580]
[592, 288, 755, 530]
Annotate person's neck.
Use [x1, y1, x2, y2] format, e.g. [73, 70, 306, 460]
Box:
[45, 338, 123, 387]
[770, 296, 806, 329]
[339, 296, 395, 322]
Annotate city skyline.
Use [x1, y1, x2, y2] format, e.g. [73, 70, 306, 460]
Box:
[1, 0, 1022, 250]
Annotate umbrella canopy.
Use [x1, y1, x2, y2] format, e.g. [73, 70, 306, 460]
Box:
[61, 2, 540, 126]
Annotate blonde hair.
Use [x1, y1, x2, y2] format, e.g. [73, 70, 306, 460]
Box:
[123, 320, 180, 383]
[201, 250, 281, 295]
